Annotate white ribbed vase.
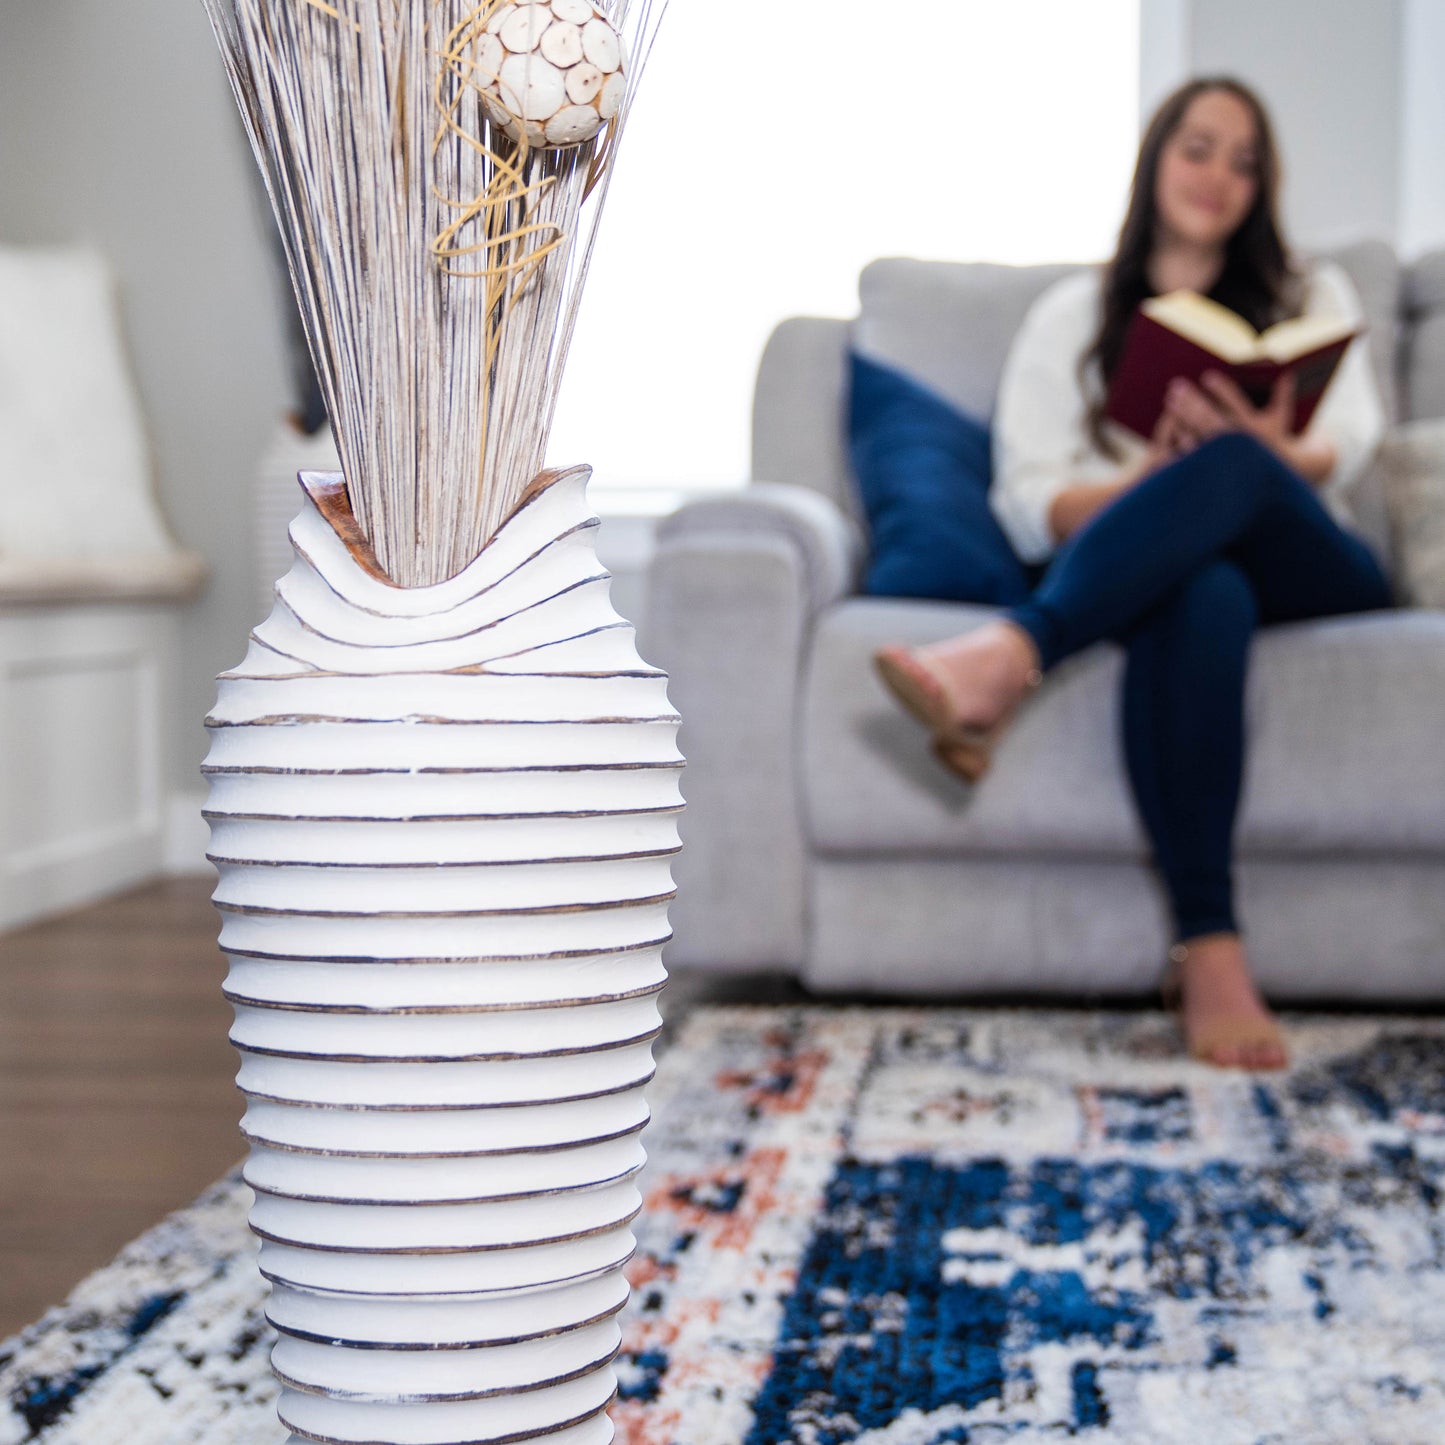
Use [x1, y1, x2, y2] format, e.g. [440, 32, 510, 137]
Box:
[203, 466, 681, 1445]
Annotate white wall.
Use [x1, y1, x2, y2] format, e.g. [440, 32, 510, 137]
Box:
[0, 4, 292, 802]
[1138, 0, 1192, 122]
[1401, 0, 1445, 259]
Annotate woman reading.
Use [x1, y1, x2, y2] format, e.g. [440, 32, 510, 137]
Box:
[874, 77, 1391, 1071]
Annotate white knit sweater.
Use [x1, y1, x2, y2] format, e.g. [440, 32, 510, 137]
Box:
[988, 260, 1387, 564]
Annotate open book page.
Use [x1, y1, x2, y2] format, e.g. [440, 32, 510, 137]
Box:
[1141, 290, 1358, 364]
[1256, 312, 1360, 363]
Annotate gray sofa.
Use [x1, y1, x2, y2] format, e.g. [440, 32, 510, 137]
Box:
[644, 240, 1445, 1000]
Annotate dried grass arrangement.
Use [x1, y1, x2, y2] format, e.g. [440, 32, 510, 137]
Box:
[200, 0, 665, 586]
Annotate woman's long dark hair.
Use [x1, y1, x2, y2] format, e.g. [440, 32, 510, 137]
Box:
[1081, 76, 1306, 460]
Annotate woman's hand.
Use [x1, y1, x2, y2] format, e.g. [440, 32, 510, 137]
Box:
[1164, 368, 1295, 452]
[1142, 403, 1198, 473]
[1161, 368, 1337, 483]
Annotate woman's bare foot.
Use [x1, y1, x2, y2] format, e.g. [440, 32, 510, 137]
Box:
[1171, 932, 1288, 1071]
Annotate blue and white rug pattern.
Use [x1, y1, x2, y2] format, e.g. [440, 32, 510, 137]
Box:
[4, 1008, 1445, 1444]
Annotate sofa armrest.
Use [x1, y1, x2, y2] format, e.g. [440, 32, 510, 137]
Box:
[642, 485, 863, 973]
[654, 482, 865, 618]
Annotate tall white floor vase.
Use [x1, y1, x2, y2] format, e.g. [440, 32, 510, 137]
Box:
[203, 465, 682, 1445]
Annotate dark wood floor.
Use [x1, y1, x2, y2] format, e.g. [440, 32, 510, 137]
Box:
[0, 877, 802, 1342]
[0, 878, 242, 1338]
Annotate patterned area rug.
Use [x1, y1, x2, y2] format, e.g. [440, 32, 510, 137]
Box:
[4, 1006, 1445, 1444]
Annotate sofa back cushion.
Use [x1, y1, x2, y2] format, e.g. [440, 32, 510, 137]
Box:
[1338, 238, 1404, 424]
[852, 259, 1080, 430]
[853, 240, 1401, 427]
[753, 241, 1431, 522]
[1405, 250, 1445, 421]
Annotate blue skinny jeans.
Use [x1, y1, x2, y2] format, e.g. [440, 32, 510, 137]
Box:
[1006, 432, 1392, 943]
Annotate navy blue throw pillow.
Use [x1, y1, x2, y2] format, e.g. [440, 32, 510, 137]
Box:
[848, 351, 1034, 604]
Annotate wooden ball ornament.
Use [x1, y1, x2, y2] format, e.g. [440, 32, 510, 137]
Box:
[481, 0, 627, 149]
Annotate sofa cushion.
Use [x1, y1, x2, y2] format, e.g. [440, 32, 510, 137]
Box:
[801, 597, 1445, 858]
[1378, 415, 1445, 608]
[1319, 238, 1400, 424]
[848, 353, 1033, 605]
[1405, 248, 1445, 422]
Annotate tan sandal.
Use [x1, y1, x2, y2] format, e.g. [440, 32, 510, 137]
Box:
[872, 645, 958, 732]
[873, 643, 1037, 783]
[1161, 937, 1289, 1071]
[928, 733, 994, 784]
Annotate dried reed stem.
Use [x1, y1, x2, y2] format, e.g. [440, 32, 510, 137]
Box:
[200, 0, 665, 586]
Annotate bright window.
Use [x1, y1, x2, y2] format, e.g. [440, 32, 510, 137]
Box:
[549, 0, 1141, 493]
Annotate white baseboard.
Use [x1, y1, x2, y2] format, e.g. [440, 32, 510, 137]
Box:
[164, 789, 214, 876]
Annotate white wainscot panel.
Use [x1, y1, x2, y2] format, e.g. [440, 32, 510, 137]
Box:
[0, 604, 177, 930]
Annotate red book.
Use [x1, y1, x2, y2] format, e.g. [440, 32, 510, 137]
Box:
[1105, 290, 1362, 441]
